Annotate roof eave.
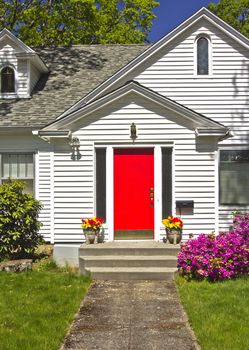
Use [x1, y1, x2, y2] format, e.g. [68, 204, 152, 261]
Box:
[33, 129, 71, 142]
[195, 127, 232, 140]
[41, 81, 228, 133]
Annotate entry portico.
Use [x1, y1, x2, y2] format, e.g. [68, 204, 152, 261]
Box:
[40, 81, 229, 244]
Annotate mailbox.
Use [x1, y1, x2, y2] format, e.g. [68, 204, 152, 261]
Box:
[176, 200, 194, 215]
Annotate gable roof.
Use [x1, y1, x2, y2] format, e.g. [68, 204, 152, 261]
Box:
[60, 7, 249, 119]
[0, 44, 148, 128]
[40, 81, 229, 139]
[0, 28, 34, 53]
[0, 29, 48, 72]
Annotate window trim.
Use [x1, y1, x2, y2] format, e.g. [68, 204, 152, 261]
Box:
[194, 34, 212, 77]
[0, 152, 35, 195]
[219, 148, 249, 206]
[0, 64, 18, 98]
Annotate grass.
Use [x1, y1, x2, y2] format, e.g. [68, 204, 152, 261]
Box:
[0, 258, 91, 350]
[176, 276, 249, 350]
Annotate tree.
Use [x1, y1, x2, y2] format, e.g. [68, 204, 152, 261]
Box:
[208, 0, 249, 38]
[0, 0, 159, 46]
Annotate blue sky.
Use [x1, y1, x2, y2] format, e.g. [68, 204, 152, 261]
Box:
[148, 0, 220, 42]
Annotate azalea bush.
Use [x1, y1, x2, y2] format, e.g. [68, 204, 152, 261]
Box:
[178, 212, 249, 281]
[81, 216, 104, 230]
[162, 216, 183, 230]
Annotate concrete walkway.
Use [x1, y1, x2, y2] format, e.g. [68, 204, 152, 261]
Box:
[61, 280, 200, 350]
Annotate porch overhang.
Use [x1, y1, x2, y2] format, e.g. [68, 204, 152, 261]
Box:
[195, 128, 232, 141]
[33, 129, 71, 142]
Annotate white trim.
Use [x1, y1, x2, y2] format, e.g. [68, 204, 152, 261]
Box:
[172, 144, 176, 216]
[103, 143, 174, 241]
[0, 28, 34, 54]
[27, 60, 31, 96]
[106, 146, 114, 241]
[35, 152, 39, 199]
[194, 34, 213, 78]
[0, 64, 17, 95]
[154, 145, 161, 241]
[218, 147, 249, 208]
[214, 150, 219, 234]
[50, 152, 55, 244]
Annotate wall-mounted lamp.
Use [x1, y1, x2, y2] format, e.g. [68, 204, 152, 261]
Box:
[69, 137, 81, 160]
[130, 123, 137, 141]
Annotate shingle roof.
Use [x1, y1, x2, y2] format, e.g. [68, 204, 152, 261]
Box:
[0, 45, 148, 128]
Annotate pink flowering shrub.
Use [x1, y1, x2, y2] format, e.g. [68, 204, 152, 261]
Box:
[178, 213, 249, 281]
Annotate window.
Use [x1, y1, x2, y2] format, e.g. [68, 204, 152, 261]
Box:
[197, 37, 209, 75]
[219, 150, 249, 205]
[1, 66, 15, 93]
[0, 154, 34, 193]
[95, 148, 106, 221]
[162, 147, 172, 218]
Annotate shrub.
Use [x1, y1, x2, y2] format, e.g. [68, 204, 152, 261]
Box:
[0, 179, 43, 260]
[178, 213, 249, 281]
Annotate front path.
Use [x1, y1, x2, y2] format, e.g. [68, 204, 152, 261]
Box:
[61, 280, 199, 350]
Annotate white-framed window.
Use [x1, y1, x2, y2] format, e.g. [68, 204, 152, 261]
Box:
[219, 150, 249, 205]
[195, 35, 211, 76]
[1, 66, 15, 93]
[0, 153, 34, 194]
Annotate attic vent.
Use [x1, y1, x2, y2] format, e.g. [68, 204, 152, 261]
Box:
[1, 66, 15, 93]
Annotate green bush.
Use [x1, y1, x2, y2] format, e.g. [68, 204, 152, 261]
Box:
[0, 179, 43, 260]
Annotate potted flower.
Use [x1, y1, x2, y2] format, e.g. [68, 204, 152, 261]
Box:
[162, 216, 183, 244]
[81, 216, 104, 244]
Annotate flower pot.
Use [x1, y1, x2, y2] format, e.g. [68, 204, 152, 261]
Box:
[166, 229, 182, 244]
[83, 229, 99, 244]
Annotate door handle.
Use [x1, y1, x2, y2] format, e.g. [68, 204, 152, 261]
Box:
[150, 188, 154, 204]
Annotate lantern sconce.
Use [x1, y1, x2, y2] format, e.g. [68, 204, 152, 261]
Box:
[130, 123, 137, 141]
[69, 137, 81, 160]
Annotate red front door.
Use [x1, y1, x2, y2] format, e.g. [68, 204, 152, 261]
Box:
[114, 148, 154, 240]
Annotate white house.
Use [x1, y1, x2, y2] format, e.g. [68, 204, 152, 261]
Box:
[0, 8, 248, 263]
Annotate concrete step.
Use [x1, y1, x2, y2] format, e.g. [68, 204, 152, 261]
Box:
[79, 243, 180, 257]
[80, 255, 178, 268]
[84, 267, 177, 280]
[79, 242, 180, 280]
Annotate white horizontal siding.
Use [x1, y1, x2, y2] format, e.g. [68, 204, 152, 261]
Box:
[53, 145, 94, 242]
[17, 59, 28, 96]
[53, 103, 217, 242]
[135, 18, 249, 146]
[0, 44, 18, 65]
[30, 63, 40, 92]
[36, 152, 53, 242]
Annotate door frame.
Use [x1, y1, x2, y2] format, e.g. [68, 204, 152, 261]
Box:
[95, 143, 174, 241]
[113, 148, 155, 240]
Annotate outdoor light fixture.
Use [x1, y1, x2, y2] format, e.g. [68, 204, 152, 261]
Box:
[69, 137, 81, 160]
[130, 123, 137, 141]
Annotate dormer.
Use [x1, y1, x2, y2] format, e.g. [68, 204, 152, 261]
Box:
[0, 29, 49, 99]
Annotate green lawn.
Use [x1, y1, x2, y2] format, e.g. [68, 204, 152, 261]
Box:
[176, 276, 249, 350]
[0, 261, 91, 350]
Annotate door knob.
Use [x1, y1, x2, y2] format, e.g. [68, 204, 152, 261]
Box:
[150, 187, 154, 207]
[150, 188, 154, 199]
